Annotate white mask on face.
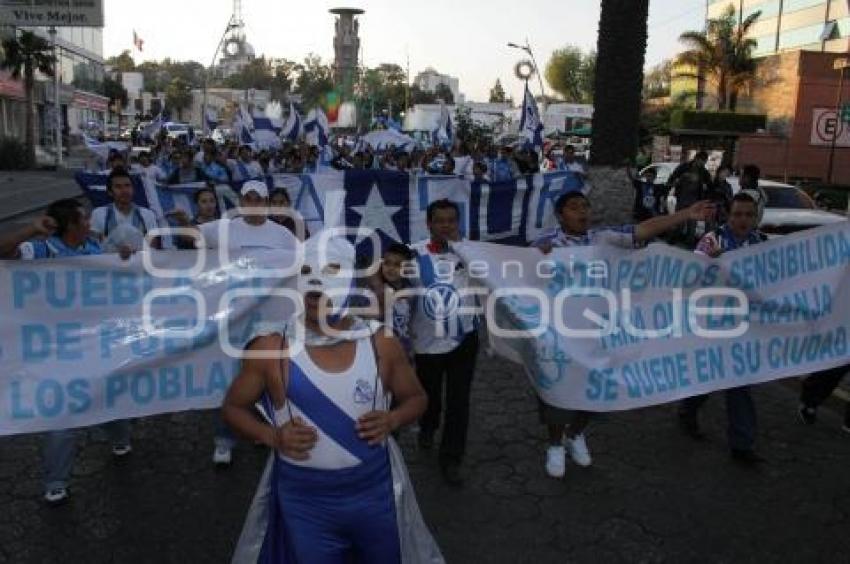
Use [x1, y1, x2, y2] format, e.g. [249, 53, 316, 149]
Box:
[297, 234, 356, 317]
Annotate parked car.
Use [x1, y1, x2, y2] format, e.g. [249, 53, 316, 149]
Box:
[647, 162, 847, 236]
[639, 161, 679, 185]
[164, 122, 191, 141]
[211, 127, 232, 145]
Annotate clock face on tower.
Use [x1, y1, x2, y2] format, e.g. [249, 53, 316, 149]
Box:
[225, 38, 241, 57]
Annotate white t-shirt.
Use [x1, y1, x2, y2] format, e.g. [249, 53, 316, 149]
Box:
[198, 217, 298, 250]
[90, 204, 159, 237]
[454, 155, 474, 178]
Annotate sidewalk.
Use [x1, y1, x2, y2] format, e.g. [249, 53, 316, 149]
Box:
[0, 170, 81, 223]
[0, 353, 847, 563]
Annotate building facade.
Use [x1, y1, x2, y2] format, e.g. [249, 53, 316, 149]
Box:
[736, 50, 850, 184]
[0, 25, 107, 146]
[413, 67, 463, 104]
[708, 0, 850, 56]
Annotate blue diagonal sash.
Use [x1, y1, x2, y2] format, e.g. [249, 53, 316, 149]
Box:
[286, 359, 378, 462]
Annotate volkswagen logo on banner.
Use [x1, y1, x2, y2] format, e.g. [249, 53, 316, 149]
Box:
[423, 283, 460, 321]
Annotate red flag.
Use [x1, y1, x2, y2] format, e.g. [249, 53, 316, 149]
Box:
[133, 30, 144, 52]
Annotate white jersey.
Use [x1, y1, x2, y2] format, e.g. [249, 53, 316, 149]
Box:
[198, 217, 297, 250]
[409, 239, 480, 355]
[274, 337, 386, 470]
[90, 204, 159, 238]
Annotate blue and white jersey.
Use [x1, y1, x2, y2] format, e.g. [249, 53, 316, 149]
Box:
[200, 161, 230, 184]
[532, 225, 639, 250]
[18, 236, 102, 260]
[390, 296, 413, 359]
[90, 204, 158, 239]
[409, 239, 480, 355]
[695, 224, 767, 255]
[229, 158, 264, 182]
[273, 336, 387, 470]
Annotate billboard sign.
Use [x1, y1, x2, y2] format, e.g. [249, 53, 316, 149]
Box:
[0, 0, 104, 27]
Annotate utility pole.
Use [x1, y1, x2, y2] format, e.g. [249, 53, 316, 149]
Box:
[49, 27, 62, 167]
[405, 48, 410, 114]
[827, 58, 849, 184]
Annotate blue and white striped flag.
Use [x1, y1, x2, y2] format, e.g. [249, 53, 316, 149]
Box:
[431, 101, 453, 147]
[281, 102, 302, 143]
[82, 134, 129, 162]
[205, 108, 219, 133]
[304, 107, 330, 148]
[252, 109, 283, 150]
[518, 83, 544, 150]
[141, 111, 167, 141]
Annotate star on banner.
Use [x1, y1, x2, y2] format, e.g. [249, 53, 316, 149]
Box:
[350, 183, 402, 243]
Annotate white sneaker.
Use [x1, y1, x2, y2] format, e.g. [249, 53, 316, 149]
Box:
[545, 445, 566, 478]
[213, 445, 232, 466]
[44, 486, 69, 505]
[111, 444, 132, 457]
[566, 434, 592, 467]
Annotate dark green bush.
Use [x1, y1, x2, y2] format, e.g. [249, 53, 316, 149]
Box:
[670, 110, 767, 133]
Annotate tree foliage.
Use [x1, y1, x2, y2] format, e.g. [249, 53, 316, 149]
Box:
[103, 75, 128, 111]
[165, 77, 193, 120]
[590, 0, 649, 166]
[106, 50, 135, 73]
[643, 59, 672, 99]
[0, 31, 55, 166]
[677, 5, 761, 111]
[544, 46, 596, 103]
[296, 53, 334, 111]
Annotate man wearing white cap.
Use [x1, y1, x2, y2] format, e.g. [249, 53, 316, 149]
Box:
[194, 180, 300, 251]
[175, 180, 300, 466]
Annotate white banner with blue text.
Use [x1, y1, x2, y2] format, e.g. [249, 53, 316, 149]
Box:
[455, 221, 850, 411]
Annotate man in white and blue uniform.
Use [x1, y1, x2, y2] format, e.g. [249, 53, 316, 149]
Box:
[0, 199, 133, 505]
[533, 191, 715, 479]
[223, 235, 439, 563]
[410, 199, 481, 486]
[89, 167, 160, 250]
[681, 192, 768, 464]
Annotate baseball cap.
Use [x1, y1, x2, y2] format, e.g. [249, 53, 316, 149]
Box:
[240, 180, 269, 199]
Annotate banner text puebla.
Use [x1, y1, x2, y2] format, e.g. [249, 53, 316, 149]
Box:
[455, 221, 850, 412]
[0, 250, 296, 436]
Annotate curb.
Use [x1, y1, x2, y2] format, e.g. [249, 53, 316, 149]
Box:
[0, 194, 85, 224]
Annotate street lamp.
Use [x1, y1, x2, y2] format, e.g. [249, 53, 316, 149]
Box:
[202, 17, 238, 136]
[507, 39, 547, 106]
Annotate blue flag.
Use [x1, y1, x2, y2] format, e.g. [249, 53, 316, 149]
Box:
[344, 170, 411, 255]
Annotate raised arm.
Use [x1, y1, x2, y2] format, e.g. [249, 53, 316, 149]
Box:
[634, 201, 715, 243]
[0, 216, 55, 259]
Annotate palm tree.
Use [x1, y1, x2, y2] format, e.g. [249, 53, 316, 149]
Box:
[677, 5, 761, 111]
[0, 31, 55, 167]
[165, 77, 192, 122]
[588, 0, 650, 224]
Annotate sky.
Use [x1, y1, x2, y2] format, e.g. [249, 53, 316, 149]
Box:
[103, 0, 707, 103]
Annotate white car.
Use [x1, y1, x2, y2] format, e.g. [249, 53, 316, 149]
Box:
[643, 162, 847, 235]
[211, 127, 232, 145]
[164, 122, 191, 141]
